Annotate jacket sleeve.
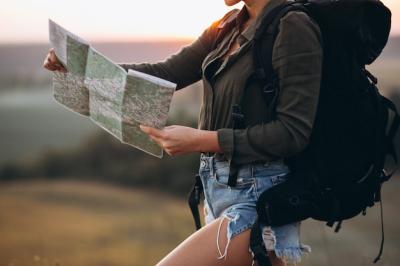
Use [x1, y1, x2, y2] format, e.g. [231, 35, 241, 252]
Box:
[217, 11, 323, 165]
[118, 17, 225, 90]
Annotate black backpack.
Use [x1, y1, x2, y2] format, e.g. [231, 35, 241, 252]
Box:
[187, 0, 399, 265]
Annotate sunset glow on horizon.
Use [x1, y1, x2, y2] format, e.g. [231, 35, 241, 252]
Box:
[0, 0, 399, 44]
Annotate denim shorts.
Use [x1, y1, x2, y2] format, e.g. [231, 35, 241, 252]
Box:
[198, 154, 311, 264]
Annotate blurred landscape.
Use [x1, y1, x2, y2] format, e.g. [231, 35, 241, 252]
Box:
[0, 38, 399, 266]
[0, 179, 399, 266]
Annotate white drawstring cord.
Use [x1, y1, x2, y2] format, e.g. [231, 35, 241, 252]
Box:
[216, 217, 232, 260]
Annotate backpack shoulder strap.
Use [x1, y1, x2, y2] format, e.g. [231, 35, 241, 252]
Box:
[251, 1, 309, 122]
[227, 1, 309, 187]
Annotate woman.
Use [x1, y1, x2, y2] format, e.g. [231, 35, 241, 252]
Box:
[44, 0, 323, 265]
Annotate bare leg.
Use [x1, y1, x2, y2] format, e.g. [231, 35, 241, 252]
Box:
[156, 217, 285, 266]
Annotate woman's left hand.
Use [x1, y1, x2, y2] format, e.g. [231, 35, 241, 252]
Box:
[139, 125, 201, 156]
[139, 125, 221, 156]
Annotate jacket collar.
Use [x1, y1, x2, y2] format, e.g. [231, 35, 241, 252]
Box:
[238, 0, 288, 44]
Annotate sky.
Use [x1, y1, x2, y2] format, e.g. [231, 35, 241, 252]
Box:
[0, 0, 399, 44]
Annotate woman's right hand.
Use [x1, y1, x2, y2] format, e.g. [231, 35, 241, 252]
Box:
[43, 48, 67, 72]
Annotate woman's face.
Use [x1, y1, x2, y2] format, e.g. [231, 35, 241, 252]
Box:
[224, 0, 241, 6]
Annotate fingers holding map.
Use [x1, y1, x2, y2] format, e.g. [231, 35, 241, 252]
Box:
[48, 19, 176, 158]
[49, 20, 90, 116]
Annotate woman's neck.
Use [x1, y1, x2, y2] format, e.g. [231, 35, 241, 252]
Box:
[244, 0, 271, 19]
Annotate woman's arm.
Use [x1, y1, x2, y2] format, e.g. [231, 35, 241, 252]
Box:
[119, 17, 225, 90]
[217, 11, 324, 164]
[141, 11, 322, 159]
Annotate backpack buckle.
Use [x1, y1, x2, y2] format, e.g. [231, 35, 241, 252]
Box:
[262, 74, 280, 94]
[363, 68, 378, 85]
[263, 83, 275, 94]
[188, 174, 203, 230]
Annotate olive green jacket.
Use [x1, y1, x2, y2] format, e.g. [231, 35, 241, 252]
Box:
[120, 0, 323, 165]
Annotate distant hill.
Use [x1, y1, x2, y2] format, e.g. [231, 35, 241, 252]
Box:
[0, 37, 399, 89]
[0, 41, 202, 118]
[0, 180, 398, 266]
[0, 41, 192, 89]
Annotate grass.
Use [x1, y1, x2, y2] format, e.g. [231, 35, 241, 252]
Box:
[0, 181, 196, 266]
[0, 179, 399, 266]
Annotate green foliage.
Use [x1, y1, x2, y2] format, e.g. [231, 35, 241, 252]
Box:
[0, 114, 201, 197]
[0, 181, 196, 266]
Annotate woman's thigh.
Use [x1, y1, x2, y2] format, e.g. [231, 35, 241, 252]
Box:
[156, 216, 284, 266]
[156, 217, 253, 266]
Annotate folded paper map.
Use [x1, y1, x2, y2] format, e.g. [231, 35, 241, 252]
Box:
[48, 19, 176, 158]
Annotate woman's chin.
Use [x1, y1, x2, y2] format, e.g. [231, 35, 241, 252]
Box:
[224, 0, 241, 6]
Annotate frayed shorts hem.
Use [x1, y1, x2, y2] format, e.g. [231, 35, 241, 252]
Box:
[199, 154, 311, 264]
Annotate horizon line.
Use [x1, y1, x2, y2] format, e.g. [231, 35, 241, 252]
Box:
[1, 34, 400, 46]
[0, 36, 197, 46]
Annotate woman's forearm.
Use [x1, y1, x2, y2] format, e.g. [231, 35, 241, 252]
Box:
[196, 130, 223, 154]
[140, 125, 222, 156]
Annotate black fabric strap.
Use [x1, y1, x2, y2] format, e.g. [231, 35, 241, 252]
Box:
[252, 2, 309, 122]
[228, 160, 239, 187]
[250, 219, 273, 266]
[334, 220, 343, 233]
[227, 1, 309, 188]
[188, 174, 204, 230]
[373, 199, 385, 263]
[227, 105, 245, 187]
